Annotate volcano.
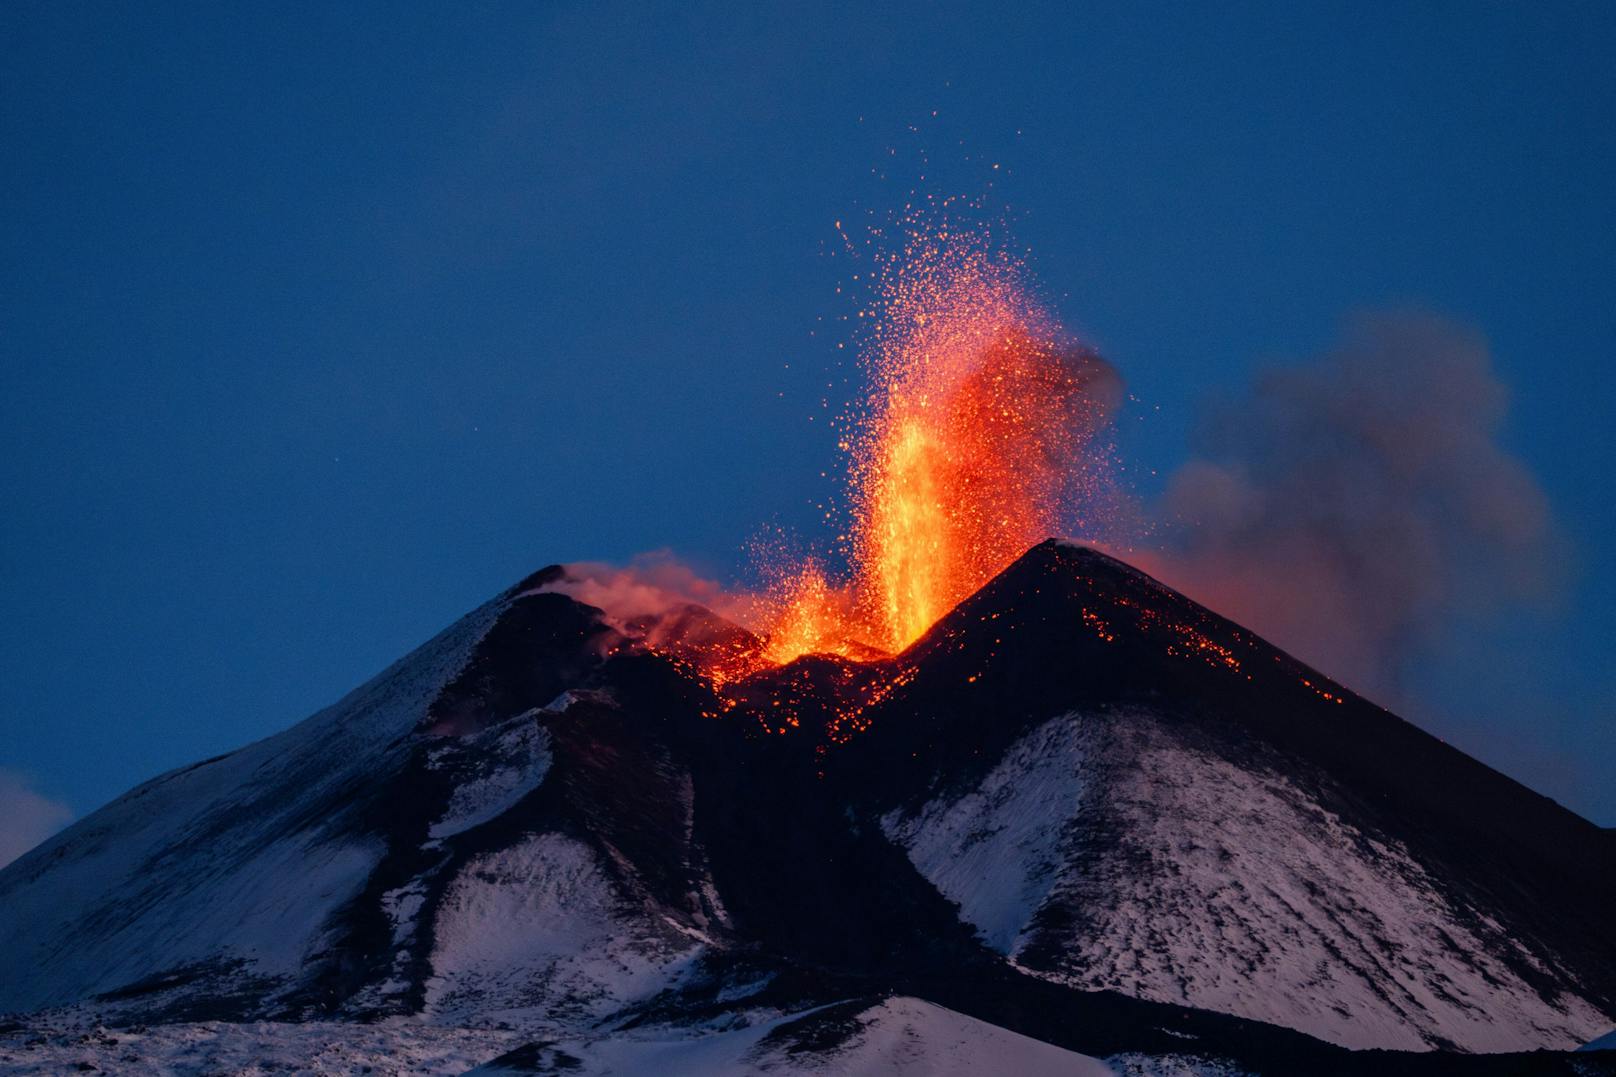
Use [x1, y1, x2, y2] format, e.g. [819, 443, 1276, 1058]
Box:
[2, 542, 1613, 1075]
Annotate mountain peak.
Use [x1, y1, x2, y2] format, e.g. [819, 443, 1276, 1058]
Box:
[2, 545, 1613, 1067]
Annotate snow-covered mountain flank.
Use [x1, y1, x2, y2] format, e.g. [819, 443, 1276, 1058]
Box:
[2, 542, 1614, 1075]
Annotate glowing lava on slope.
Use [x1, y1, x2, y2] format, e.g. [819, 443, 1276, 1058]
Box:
[759, 217, 1121, 663]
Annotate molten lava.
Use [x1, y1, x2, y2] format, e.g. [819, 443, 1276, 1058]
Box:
[552, 211, 1349, 745]
[759, 218, 1119, 660]
[757, 559, 851, 666]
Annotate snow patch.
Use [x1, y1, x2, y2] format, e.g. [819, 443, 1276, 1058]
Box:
[428, 717, 552, 840]
[0, 1014, 525, 1076]
[1034, 712, 1613, 1052]
[426, 831, 703, 1024]
[1107, 1054, 1255, 1076]
[475, 996, 1117, 1076]
[795, 996, 1115, 1076]
[882, 713, 1087, 952]
[884, 706, 1614, 1053]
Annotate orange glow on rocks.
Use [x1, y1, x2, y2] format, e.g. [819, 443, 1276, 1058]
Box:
[756, 560, 851, 666]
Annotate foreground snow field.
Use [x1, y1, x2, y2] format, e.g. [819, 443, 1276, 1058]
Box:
[0, 1014, 522, 1076]
[0, 999, 1230, 1076]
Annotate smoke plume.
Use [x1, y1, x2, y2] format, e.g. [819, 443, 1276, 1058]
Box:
[545, 551, 736, 627]
[1145, 312, 1566, 704]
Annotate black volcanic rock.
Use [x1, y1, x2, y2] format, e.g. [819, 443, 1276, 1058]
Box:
[830, 541, 1616, 1052]
[422, 586, 619, 736]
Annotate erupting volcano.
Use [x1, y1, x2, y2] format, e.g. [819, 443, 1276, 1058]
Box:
[4, 218, 1615, 1076]
[592, 214, 1130, 747]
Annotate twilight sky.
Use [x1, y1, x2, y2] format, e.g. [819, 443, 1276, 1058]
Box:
[3, 2, 1613, 846]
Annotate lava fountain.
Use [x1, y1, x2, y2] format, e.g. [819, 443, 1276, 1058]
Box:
[761, 218, 1121, 661]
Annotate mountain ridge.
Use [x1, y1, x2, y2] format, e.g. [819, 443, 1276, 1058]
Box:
[2, 540, 1613, 1073]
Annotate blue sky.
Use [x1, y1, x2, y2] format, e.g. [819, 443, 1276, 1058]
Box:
[3, 2, 1613, 831]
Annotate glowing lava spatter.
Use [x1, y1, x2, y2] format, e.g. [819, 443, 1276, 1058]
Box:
[603, 213, 1347, 747]
[759, 215, 1120, 660]
[610, 212, 1337, 746]
[559, 210, 1340, 740]
[756, 558, 850, 666]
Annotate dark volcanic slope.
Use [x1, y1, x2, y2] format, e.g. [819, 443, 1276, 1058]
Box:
[0, 542, 1612, 1073]
[828, 541, 1616, 1051]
